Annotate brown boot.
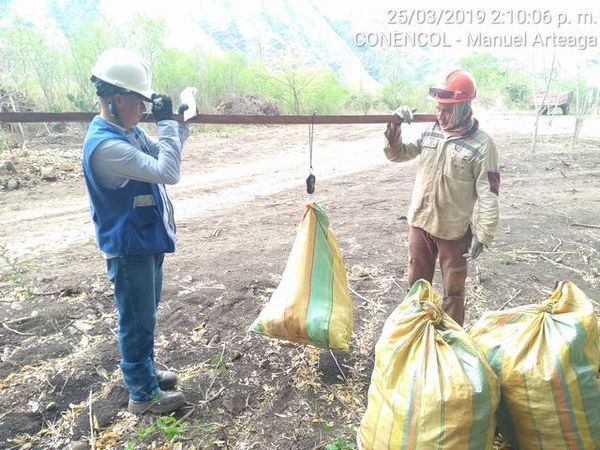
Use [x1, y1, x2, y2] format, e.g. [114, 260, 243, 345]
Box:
[128, 389, 185, 414]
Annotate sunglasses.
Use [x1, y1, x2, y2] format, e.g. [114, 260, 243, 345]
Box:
[429, 87, 465, 100]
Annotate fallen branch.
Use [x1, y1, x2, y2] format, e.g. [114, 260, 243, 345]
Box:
[349, 286, 386, 312]
[499, 289, 523, 310]
[176, 283, 226, 291]
[328, 349, 348, 383]
[204, 374, 218, 401]
[32, 290, 60, 296]
[59, 369, 73, 395]
[178, 404, 198, 422]
[2, 322, 35, 336]
[511, 250, 577, 255]
[199, 386, 225, 406]
[539, 255, 584, 275]
[88, 389, 95, 450]
[3, 315, 35, 326]
[310, 442, 329, 450]
[390, 277, 403, 291]
[551, 238, 563, 253]
[569, 223, 600, 230]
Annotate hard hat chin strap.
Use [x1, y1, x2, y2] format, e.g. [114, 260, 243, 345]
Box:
[93, 77, 128, 128]
[104, 96, 124, 128]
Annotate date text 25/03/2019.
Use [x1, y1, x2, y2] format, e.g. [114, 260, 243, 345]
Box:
[386, 9, 570, 27]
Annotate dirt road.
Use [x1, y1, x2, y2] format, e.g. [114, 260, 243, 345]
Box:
[1, 114, 599, 448]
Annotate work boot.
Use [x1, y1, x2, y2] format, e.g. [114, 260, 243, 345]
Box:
[157, 370, 178, 390]
[128, 389, 185, 414]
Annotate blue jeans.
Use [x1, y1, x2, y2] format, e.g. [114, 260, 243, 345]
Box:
[107, 254, 164, 401]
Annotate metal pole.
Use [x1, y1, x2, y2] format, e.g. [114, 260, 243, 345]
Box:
[0, 112, 436, 125]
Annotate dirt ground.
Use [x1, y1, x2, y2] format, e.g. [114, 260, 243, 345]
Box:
[1, 112, 599, 449]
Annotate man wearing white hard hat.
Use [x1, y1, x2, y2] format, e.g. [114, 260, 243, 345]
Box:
[384, 70, 500, 326]
[82, 48, 189, 414]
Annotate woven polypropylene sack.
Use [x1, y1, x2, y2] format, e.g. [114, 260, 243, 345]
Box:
[249, 203, 353, 351]
[358, 279, 499, 450]
[470, 281, 600, 449]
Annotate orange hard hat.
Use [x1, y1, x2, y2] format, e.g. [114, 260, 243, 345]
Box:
[428, 69, 476, 103]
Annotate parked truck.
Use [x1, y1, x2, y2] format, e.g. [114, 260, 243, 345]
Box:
[531, 91, 572, 115]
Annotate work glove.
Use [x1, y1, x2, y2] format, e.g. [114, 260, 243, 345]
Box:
[177, 104, 189, 115]
[393, 105, 413, 124]
[386, 105, 412, 141]
[151, 94, 173, 121]
[463, 234, 484, 261]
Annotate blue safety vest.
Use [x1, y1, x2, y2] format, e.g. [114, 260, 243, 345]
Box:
[82, 115, 174, 256]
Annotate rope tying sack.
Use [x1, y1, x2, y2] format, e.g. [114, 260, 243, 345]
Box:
[421, 300, 443, 325]
[538, 299, 555, 314]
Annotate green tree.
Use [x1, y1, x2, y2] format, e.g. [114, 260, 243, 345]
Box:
[504, 81, 531, 108]
[196, 51, 249, 109]
[0, 11, 364, 116]
[302, 69, 348, 114]
[459, 53, 505, 90]
[154, 48, 197, 101]
[0, 19, 70, 110]
[346, 89, 380, 114]
[67, 19, 122, 111]
[126, 15, 167, 70]
[266, 62, 348, 114]
[459, 53, 508, 108]
[380, 75, 430, 113]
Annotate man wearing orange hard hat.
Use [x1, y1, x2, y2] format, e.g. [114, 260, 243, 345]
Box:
[384, 69, 500, 326]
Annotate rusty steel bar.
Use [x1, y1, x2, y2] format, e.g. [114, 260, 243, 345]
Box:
[0, 112, 436, 124]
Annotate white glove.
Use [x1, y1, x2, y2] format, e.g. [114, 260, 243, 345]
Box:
[393, 105, 413, 124]
[463, 234, 484, 261]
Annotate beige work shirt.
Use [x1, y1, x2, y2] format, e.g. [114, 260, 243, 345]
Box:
[384, 121, 500, 247]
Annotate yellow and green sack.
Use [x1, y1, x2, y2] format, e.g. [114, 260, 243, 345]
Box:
[358, 279, 499, 450]
[470, 281, 600, 449]
[249, 202, 353, 351]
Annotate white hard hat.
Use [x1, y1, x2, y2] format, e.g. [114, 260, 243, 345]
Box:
[91, 48, 154, 101]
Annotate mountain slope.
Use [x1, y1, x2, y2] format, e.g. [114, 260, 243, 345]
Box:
[2, 0, 381, 89]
